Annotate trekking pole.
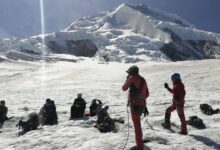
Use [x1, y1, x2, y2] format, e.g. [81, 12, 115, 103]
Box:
[122, 106, 130, 150]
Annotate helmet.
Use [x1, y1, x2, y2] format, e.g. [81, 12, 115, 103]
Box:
[171, 73, 181, 81]
[126, 65, 139, 75]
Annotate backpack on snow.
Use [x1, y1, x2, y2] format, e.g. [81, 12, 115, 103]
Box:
[200, 104, 219, 115]
[187, 116, 206, 129]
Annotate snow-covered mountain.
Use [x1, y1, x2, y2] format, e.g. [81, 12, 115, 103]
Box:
[0, 4, 220, 62]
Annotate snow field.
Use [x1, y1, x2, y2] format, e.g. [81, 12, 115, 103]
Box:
[0, 59, 220, 149]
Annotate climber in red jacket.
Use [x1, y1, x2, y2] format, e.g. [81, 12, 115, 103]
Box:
[162, 73, 188, 135]
[122, 66, 149, 150]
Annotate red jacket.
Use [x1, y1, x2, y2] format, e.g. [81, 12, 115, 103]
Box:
[122, 75, 149, 105]
[167, 80, 186, 106]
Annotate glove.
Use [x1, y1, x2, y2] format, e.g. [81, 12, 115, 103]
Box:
[144, 107, 149, 117]
[164, 83, 169, 89]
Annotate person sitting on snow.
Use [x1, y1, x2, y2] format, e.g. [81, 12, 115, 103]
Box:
[39, 98, 58, 125]
[49, 100, 58, 124]
[89, 99, 102, 117]
[162, 73, 188, 135]
[70, 93, 86, 119]
[0, 100, 8, 128]
[16, 112, 39, 136]
[96, 106, 116, 133]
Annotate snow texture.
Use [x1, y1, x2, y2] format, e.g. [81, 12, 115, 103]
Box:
[0, 58, 220, 150]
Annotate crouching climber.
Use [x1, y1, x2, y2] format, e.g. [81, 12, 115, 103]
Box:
[96, 106, 116, 133]
[16, 112, 39, 136]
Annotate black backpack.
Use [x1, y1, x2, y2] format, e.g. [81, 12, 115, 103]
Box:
[187, 116, 206, 129]
[200, 104, 219, 115]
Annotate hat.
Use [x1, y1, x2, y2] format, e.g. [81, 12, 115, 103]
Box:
[126, 65, 139, 75]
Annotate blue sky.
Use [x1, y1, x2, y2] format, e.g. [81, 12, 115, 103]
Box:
[0, 0, 219, 37]
[144, 0, 220, 33]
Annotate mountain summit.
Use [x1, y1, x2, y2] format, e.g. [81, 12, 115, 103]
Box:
[0, 4, 220, 62]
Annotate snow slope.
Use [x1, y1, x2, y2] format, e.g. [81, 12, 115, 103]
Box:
[0, 59, 220, 150]
[0, 4, 220, 62]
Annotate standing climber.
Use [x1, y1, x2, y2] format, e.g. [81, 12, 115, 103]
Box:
[122, 66, 149, 150]
[162, 73, 188, 135]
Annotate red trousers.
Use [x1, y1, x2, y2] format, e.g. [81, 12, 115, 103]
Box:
[131, 109, 144, 148]
[165, 103, 187, 133]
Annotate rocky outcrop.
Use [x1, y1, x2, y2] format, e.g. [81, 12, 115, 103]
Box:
[47, 39, 98, 57]
[66, 39, 98, 57]
[161, 29, 220, 61]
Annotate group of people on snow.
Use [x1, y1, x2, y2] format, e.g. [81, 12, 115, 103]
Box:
[1, 65, 219, 150]
[0, 93, 111, 135]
